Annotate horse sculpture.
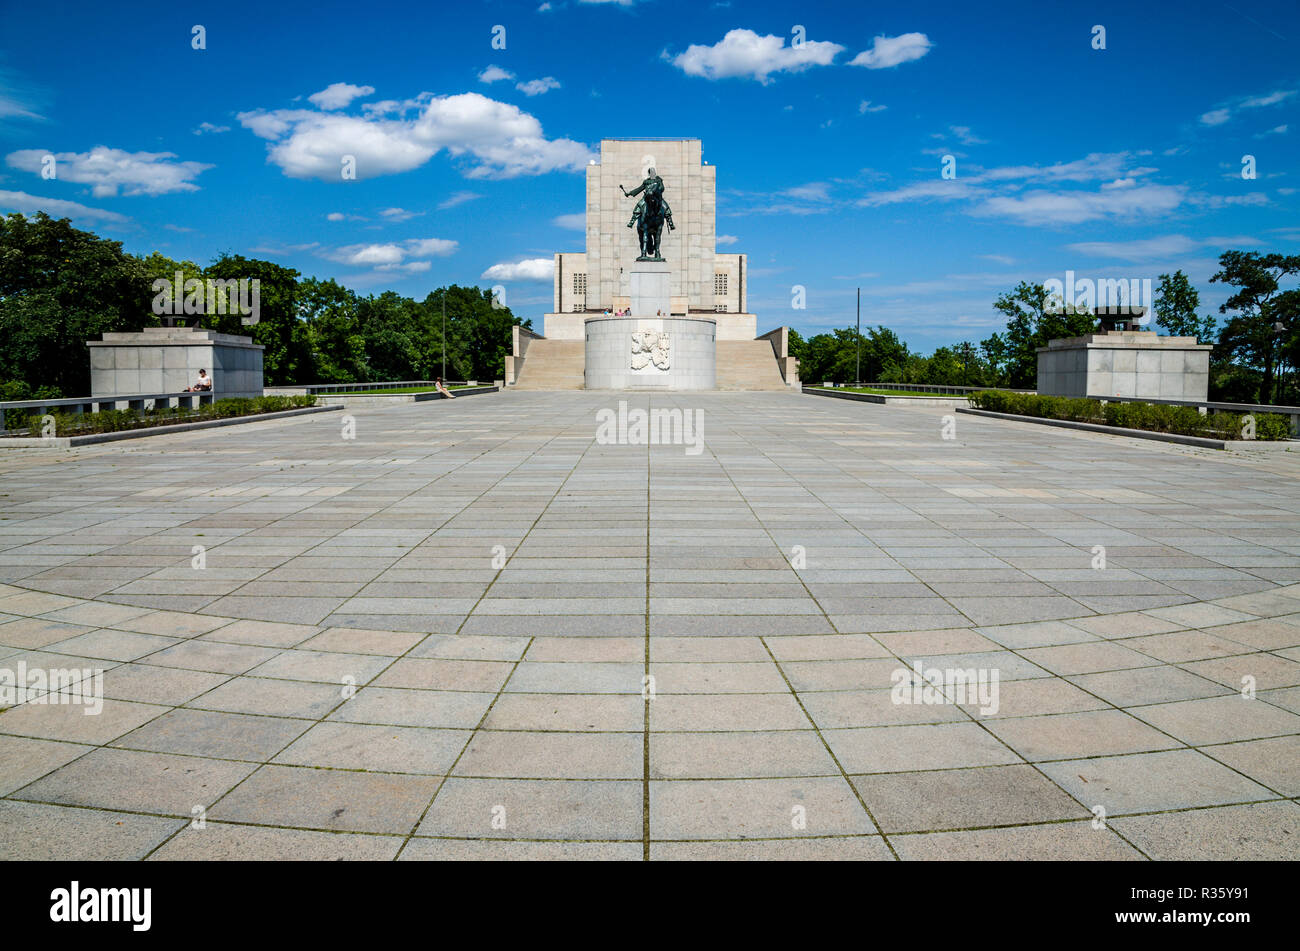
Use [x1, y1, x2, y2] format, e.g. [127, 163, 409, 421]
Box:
[621, 168, 675, 262]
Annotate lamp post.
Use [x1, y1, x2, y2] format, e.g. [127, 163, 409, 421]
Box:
[441, 292, 446, 380]
[855, 287, 861, 385]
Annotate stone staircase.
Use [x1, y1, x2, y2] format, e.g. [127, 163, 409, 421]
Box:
[513, 337, 791, 390]
[716, 340, 790, 391]
[513, 340, 586, 389]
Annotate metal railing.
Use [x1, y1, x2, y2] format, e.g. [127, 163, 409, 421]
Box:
[0, 391, 215, 434]
[1086, 394, 1300, 437]
[298, 380, 476, 394]
[816, 382, 1036, 395]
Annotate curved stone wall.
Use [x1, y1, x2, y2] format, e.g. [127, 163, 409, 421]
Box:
[584, 316, 716, 390]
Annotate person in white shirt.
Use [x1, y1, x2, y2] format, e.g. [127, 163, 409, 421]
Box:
[188, 369, 212, 392]
[435, 376, 456, 399]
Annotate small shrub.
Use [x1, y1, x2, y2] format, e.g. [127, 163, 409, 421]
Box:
[1255, 413, 1292, 440]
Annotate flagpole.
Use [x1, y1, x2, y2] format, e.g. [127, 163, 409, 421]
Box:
[855, 287, 861, 385]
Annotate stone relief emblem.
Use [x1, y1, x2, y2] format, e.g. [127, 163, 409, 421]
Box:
[631, 331, 671, 371]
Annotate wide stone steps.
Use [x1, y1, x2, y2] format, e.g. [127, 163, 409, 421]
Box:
[513, 340, 585, 390]
[716, 340, 789, 390]
[514, 338, 790, 390]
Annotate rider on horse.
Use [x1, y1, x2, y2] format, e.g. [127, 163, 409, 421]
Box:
[621, 167, 675, 260]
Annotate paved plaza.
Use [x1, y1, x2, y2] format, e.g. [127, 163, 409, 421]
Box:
[0, 391, 1298, 860]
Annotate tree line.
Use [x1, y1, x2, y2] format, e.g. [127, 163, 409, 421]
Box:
[0, 212, 530, 399]
[3, 212, 1294, 405]
[792, 253, 1299, 405]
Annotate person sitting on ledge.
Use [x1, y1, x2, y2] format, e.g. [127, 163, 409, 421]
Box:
[187, 369, 212, 392]
[435, 377, 456, 399]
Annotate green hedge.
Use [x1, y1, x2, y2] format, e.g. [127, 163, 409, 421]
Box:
[21, 395, 316, 437]
[967, 391, 1291, 441]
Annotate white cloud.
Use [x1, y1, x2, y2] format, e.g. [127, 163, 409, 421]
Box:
[517, 77, 560, 96]
[1199, 89, 1296, 127]
[438, 191, 482, 209]
[322, 236, 458, 270]
[667, 29, 844, 84]
[948, 125, 986, 145]
[404, 238, 458, 256]
[978, 254, 1015, 265]
[975, 152, 1153, 185]
[379, 206, 423, 221]
[1066, 233, 1262, 263]
[308, 82, 375, 110]
[6, 146, 212, 197]
[0, 94, 42, 120]
[853, 150, 1199, 227]
[1067, 234, 1202, 260]
[858, 100, 886, 114]
[326, 212, 345, 221]
[481, 258, 554, 281]
[849, 33, 932, 69]
[1190, 192, 1269, 209]
[970, 183, 1186, 225]
[248, 241, 321, 255]
[238, 91, 594, 181]
[0, 189, 130, 225]
[193, 122, 230, 135]
[785, 182, 831, 201]
[1242, 90, 1296, 109]
[856, 180, 978, 207]
[553, 212, 586, 229]
[716, 234, 739, 245]
[1257, 124, 1288, 137]
[478, 65, 515, 84]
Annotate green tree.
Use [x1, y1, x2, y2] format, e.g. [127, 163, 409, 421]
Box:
[298, 277, 367, 382]
[204, 254, 312, 386]
[796, 325, 908, 384]
[424, 284, 531, 381]
[786, 328, 806, 364]
[983, 281, 1095, 387]
[1210, 251, 1300, 404]
[1153, 270, 1216, 341]
[0, 212, 156, 395]
[356, 291, 424, 381]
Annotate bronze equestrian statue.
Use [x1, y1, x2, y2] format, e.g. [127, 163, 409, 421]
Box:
[621, 167, 675, 262]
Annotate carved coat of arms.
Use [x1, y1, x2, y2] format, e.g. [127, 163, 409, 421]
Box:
[631, 331, 671, 371]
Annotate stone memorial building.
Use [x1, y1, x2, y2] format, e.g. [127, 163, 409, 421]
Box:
[508, 138, 797, 391]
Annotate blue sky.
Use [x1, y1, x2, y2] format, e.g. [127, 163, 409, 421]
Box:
[1, 0, 1297, 352]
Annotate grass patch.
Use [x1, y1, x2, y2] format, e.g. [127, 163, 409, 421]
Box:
[15, 395, 318, 438]
[968, 390, 1292, 441]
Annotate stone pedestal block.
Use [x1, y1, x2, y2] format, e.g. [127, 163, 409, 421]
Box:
[88, 326, 265, 398]
[627, 262, 671, 316]
[1036, 332, 1211, 401]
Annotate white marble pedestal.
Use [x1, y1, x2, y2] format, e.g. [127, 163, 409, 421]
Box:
[628, 261, 671, 316]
